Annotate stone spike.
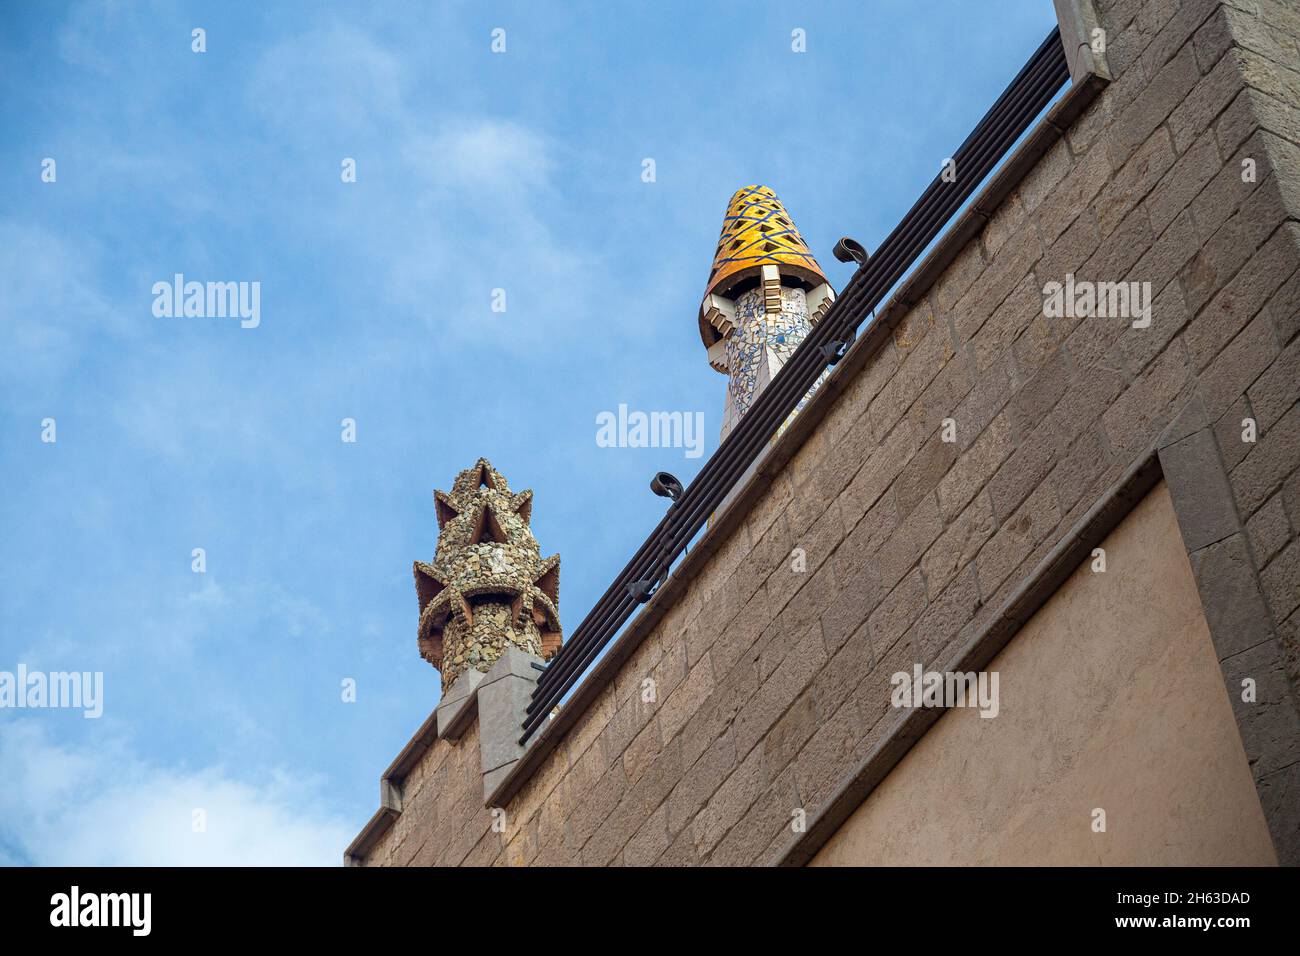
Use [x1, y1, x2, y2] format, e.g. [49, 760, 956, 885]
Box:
[512, 490, 533, 525]
[433, 490, 458, 529]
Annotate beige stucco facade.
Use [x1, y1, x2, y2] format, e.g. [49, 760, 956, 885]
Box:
[813, 482, 1276, 865]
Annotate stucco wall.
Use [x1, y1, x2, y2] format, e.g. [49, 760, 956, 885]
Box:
[811, 481, 1276, 866]
[356, 0, 1300, 866]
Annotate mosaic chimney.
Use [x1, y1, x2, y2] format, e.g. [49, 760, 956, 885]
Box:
[698, 185, 837, 442]
[413, 458, 562, 694]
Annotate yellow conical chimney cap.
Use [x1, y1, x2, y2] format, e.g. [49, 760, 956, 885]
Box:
[698, 185, 828, 347]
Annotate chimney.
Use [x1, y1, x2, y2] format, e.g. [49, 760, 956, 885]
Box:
[698, 185, 836, 442]
[413, 458, 562, 694]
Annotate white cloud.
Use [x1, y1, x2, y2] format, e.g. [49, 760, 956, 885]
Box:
[14, 577, 331, 672]
[0, 221, 127, 393]
[246, 24, 407, 138]
[238, 21, 604, 348]
[0, 719, 351, 866]
[56, 0, 129, 75]
[407, 119, 555, 195]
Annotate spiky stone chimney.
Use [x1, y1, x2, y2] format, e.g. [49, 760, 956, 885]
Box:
[413, 458, 562, 694]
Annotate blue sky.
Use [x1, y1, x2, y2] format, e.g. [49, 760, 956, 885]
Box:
[0, 0, 1057, 864]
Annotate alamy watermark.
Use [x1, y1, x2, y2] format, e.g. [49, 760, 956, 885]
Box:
[1042, 273, 1151, 328]
[890, 663, 999, 718]
[596, 404, 706, 459]
[152, 273, 261, 329]
[0, 665, 103, 718]
[50, 886, 150, 936]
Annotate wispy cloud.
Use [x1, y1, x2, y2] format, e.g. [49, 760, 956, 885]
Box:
[246, 24, 407, 138]
[0, 221, 127, 394]
[410, 119, 555, 195]
[0, 719, 352, 866]
[242, 21, 601, 348]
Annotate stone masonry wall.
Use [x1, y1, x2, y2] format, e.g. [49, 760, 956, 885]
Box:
[363, 721, 502, 866]
[359, 0, 1300, 866]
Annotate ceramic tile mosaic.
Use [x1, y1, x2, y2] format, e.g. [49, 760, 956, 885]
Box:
[702, 184, 828, 306]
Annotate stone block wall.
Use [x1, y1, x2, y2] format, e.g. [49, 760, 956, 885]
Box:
[353, 0, 1300, 866]
[363, 721, 501, 866]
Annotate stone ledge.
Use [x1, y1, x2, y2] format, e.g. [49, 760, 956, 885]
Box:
[344, 648, 544, 863]
[343, 704, 440, 866]
[344, 807, 398, 867]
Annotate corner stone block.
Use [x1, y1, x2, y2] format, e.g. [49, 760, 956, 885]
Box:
[1157, 394, 1209, 450]
[482, 763, 515, 804]
[1052, 0, 1112, 84]
[1188, 533, 1275, 661]
[1218, 640, 1300, 779]
[1256, 762, 1300, 866]
[1159, 427, 1241, 553]
[477, 646, 544, 799]
[381, 777, 402, 813]
[436, 668, 484, 741]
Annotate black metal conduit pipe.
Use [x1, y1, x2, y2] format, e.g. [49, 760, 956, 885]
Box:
[522, 28, 1068, 742]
